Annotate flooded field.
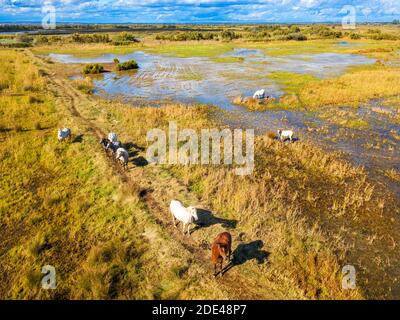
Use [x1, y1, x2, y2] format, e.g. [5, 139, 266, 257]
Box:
[49, 48, 399, 195]
[50, 48, 374, 108]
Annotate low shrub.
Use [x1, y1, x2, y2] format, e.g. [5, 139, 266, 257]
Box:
[82, 64, 104, 74]
[286, 33, 308, 41]
[350, 33, 361, 40]
[116, 60, 139, 71]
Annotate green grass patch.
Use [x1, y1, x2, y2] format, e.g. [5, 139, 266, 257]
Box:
[339, 118, 369, 129]
[177, 73, 204, 81]
[209, 56, 244, 63]
[269, 71, 319, 94]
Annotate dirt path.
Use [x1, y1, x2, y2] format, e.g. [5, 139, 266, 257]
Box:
[33, 54, 282, 300]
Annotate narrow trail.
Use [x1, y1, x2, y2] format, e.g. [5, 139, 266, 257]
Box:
[34, 54, 280, 300]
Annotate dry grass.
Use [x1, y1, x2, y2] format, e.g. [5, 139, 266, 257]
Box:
[300, 66, 400, 109]
[71, 77, 94, 94]
[233, 96, 276, 111]
[384, 169, 400, 182]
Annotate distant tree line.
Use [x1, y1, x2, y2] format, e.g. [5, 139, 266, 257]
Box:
[155, 31, 218, 41]
[16, 32, 141, 46]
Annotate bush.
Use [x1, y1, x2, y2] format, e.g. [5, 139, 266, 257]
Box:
[82, 64, 104, 74]
[0, 42, 31, 48]
[115, 32, 139, 43]
[350, 33, 361, 40]
[369, 33, 398, 40]
[289, 25, 301, 33]
[70, 33, 110, 44]
[116, 60, 139, 71]
[155, 32, 216, 41]
[286, 33, 308, 41]
[33, 35, 49, 45]
[221, 30, 240, 41]
[307, 25, 343, 39]
[15, 33, 33, 45]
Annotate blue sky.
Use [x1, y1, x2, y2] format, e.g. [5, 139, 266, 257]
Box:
[0, 1, 399, 23]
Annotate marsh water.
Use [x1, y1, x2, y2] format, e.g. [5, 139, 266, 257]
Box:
[50, 49, 374, 108]
[49, 48, 399, 195]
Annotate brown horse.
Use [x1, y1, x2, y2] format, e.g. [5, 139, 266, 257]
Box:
[211, 232, 232, 277]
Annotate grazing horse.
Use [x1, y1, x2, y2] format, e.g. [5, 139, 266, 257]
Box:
[253, 89, 265, 100]
[170, 200, 198, 236]
[107, 140, 121, 155]
[277, 129, 294, 143]
[58, 128, 71, 142]
[100, 138, 110, 151]
[116, 147, 129, 170]
[108, 132, 118, 143]
[211, 232, 232, 277]
[100, 137, 122, 157]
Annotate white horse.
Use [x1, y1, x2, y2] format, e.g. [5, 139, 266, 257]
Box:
[253, 89, 265, 99]
[277, 129, 294, 143]
[116, 148, 129, 170]
[170, 200, 199, 235]
[58, 128, 71, 142]
[108, 132, 118, 143]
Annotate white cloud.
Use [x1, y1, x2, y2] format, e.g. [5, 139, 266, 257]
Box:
[0, 0, 399, 22]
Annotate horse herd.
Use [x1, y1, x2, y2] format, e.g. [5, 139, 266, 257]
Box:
[58, 126, 291, 277]
[58, 128, 234, 277]
[99, 132, 129, 170]
[58, 128, 130, 170]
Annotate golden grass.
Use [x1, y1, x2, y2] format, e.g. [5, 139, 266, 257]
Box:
[300, 66, 400, 109]
[384, 169, 400, 182]
[233, 96, 276, 111]
[71, 77, 94, 94]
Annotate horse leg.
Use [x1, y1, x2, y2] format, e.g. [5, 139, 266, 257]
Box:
[172, 215, 177, 227]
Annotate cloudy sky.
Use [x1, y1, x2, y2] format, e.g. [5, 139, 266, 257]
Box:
[0, 0, 399, 23]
